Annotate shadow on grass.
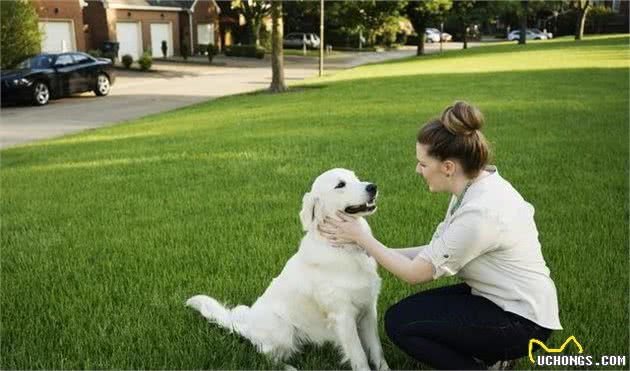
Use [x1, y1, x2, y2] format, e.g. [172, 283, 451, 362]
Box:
[373, 35, 630, 67]
[1, 64, 626, 191]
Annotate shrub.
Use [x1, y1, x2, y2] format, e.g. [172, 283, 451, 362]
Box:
[87, 49, 103, 58]
[197, 44, 208, 55]
[206, 43, 218, 62]
[587, 5, 617, 33]
[138, 51, 152, 71]
[181, 38, 190, 60]
[0, 0, 42, 69]
[224, 44, 265, 59]
[122, 54, 133, 69]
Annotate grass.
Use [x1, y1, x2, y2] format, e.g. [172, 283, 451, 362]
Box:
[1, 35, 628, 370]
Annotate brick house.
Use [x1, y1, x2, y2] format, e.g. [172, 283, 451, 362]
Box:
[31, 0, 88, 53]
[83, 0, 221, 59]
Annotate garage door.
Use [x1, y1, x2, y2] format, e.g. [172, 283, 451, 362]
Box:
[197, 23, 214, 45]
[116, 22, 142, 60]
[150, 23, 173, 58]
[39, 21, 75, 53]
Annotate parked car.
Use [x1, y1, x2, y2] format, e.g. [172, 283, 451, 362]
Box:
[507, 29, 549, 41]
[425, 28, 453, 43]
[529, 28, 553, 39]
[283, 33, 321, 49]
[1, 52, 115, 106]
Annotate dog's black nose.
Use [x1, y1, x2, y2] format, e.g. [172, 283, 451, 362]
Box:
[366, 183, 377, 196]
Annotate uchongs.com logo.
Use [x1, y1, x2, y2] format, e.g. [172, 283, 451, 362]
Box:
[529, 336, 627, 367]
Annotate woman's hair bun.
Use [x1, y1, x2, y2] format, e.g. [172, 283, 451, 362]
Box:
[440, 101, 484, 136]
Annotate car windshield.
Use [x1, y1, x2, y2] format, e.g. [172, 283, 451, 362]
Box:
[17, 55, 53, 69]
[427, 28, 440, 33]
[528, 28, 544, 34]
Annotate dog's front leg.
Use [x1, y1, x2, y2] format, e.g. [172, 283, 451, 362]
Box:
[330, 311, 370, 371]
[358, 304, 390, 371]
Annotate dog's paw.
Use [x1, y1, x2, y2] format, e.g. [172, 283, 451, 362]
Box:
[377, 359, 390, 371]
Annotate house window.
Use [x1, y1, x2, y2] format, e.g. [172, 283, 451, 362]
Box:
[612, 0, 620, 12]
[197, 23, 214, 45]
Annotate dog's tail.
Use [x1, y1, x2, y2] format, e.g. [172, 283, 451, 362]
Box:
[186, 295, 248, 333]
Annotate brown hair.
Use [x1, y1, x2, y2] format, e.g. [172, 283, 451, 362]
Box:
[417, 101, 491, 177]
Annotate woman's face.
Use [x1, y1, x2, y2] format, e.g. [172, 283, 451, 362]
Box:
[416, 143, 449, 193]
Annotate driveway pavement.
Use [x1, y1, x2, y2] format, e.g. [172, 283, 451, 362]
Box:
[0, 43, 479, 149]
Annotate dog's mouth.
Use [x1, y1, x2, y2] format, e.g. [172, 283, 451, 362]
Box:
[344, 197, 377, 214]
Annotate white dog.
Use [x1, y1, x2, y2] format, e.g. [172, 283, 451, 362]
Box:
[186, 168, 389, 371]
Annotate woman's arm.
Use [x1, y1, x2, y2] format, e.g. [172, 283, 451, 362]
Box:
[319, 213, 434, 285]
[395, 245, 428, 259]
[356, 235, 434, 285]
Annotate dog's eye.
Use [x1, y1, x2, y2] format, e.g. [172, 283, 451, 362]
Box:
[335, 181, 346, 189]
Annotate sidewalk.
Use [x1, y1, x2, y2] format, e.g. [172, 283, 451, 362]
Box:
[0, 47, 421, 148]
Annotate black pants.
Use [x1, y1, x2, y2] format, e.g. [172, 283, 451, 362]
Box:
[384, 283, 553, 370]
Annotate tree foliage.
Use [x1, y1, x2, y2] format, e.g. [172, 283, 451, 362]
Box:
[1, 0, 42, 69]
[324, 1, 407, 47]
[231, 0, 271, 46]
[450, 0, 483, 49]
[406, 0, 452, 56]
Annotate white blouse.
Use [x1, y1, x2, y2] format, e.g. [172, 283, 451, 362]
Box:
[418, 166, 562, 330]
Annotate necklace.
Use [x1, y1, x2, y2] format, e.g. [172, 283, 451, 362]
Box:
[450, 179, 474, 215]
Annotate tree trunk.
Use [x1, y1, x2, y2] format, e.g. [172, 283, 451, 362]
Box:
[463, 25, 468, 49]
[416, 23, 426, 56]
[519, 0, 528, 45]
[575, 2, 590, 40]
[270, 0, 286, 93]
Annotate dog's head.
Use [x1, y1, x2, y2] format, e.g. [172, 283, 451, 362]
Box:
[299, 168, 378, 231]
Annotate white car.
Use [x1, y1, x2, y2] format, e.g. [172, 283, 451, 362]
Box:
[529, 28, 553, 39]
[507, 29, 549, 41]
[283, 33, 321, 49]
[425, 28, 452, 43]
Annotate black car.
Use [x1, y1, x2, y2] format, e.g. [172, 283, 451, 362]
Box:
[1, 52, 115, 106]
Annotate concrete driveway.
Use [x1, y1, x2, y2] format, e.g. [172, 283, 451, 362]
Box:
[0, 43, 476, 149]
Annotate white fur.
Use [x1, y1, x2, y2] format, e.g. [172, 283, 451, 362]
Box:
[187, 168, 389, 371]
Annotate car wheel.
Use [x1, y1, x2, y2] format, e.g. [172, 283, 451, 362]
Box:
[95, 73, 110, 96]
[32, 81, 50, 106]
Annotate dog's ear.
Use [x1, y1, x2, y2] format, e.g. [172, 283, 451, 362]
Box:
[299, 192, 323, 231]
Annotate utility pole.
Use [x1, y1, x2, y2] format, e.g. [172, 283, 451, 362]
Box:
[440, 22, 444, 54]
[319, 0, 324, 77]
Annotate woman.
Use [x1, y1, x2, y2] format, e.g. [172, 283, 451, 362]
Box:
[319, 101, 562, 370]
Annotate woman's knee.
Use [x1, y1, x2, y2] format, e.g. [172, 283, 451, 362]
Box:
[384, 304, 403, 343]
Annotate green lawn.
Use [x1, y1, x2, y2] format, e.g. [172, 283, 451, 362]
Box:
[1, 35, 628, 370]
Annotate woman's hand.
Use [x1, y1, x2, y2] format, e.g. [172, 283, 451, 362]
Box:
[318, 211, 371, 247]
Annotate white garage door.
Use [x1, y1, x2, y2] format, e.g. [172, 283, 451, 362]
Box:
[197, 23, 214, 45]
[150, 23, 173, 57]
[39, 21, 75, 53]
[116, 22, 142, 60]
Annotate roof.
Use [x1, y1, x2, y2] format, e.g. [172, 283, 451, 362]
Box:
[105, 0, 219, 12]
[146, 0, 194, 9]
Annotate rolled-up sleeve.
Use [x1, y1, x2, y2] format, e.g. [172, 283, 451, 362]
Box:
[418, 207, 500, 279]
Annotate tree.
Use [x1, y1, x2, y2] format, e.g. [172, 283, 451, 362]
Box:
[450, 0, 478, 49]
[519, 0, 529, 44]
[269, 0, 286, 93]
[231, 0, 271, 46]
[323, 1, 407, 47]
[1, 0, 42, 69]
[406, 0, 452, 56]
[574, 0, 590, 40]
